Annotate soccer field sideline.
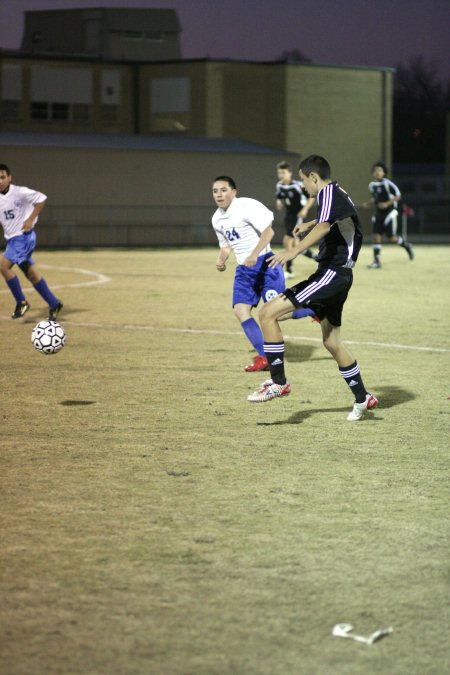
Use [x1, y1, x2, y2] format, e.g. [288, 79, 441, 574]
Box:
[2, 314, 448, 354]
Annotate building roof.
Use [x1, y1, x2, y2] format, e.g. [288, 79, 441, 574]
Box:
[24, 7, 181, 32]
[0, 131, 295, 156]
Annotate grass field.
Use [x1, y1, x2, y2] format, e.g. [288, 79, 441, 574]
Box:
[1, 245, 449, 675]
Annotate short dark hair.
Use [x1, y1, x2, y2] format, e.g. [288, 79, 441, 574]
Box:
[372, 161, 388, 175]
[0, 163, 11, 175]
[213, 175, 236, 189]
[276, 161, 292, 171]
[299, 155, 331, 180]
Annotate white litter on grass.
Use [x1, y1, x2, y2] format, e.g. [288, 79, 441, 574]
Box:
[332, 623, 393, 645]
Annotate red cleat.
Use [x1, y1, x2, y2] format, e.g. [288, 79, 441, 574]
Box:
[245, 355, 269, 372]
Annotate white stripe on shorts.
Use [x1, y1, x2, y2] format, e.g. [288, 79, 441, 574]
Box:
[294, 269, 336, 305]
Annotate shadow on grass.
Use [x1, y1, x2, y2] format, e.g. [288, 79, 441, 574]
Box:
[256, 384, 415, 425]
[285, 343, 317, 363]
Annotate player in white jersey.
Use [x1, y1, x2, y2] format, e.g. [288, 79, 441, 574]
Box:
[0, 164, 63, 319]
[212, 176, 315, 372]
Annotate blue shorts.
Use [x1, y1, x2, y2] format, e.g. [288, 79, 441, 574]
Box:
[4, 230, 36, 266]
[232, 253, 285, 307]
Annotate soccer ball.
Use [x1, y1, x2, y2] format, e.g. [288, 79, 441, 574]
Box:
[31, 320, 66, 355]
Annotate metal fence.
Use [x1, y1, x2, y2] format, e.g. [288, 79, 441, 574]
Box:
[36, 202, 449, 248]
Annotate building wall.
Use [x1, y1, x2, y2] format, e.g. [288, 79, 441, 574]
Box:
[1, 144, 296, 247]
[285, 65, 393, 204]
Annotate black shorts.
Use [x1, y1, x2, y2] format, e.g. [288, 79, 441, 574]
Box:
[284, 213, 298, 236]
[283, 267, 353, 327]
[372, 209, 398, 238]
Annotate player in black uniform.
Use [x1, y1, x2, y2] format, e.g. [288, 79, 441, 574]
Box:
[248, 155, 378, 421]
[275, 161, 316, 278]
[363, 161, 414, 268]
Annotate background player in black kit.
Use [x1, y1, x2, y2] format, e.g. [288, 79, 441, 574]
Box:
[275, 161, 316, 278]
[362, 161, 414, 268]
[249, 155, 378, 422]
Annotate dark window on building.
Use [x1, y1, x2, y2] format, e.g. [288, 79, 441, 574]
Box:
[51, 102, 69, 120]
[31, 101, 49, 119]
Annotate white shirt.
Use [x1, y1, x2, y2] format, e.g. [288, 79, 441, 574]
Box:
[212, 197, 274, 265]
[0, 184, 47, 240]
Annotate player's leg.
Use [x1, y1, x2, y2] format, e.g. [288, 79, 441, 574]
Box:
[247, 293, 295, 401]
[0, 253, 30, 318]
[282, 232, 295, 277]
[368, 215, 382, 268]
[386, 213, 414, 260]
[320, 319, 378, 421]
[20, 260, 63, 319]
[233, 301, 268, 371]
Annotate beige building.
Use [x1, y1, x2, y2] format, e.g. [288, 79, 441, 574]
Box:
[0, 7, 392, 245]
[0, 54, 392, 204]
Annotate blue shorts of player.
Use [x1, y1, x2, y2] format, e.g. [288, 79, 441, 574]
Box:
[4, 230, 36, 266]
[283, 267, 353, 327]
[232, 252, 285, 307]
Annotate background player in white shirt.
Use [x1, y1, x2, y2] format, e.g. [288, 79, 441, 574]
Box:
[212, 176, 314, 372]
[0, 164, 63, 319]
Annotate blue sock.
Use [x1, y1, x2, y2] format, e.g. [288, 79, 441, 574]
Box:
[7, 276, 26, 303]
[293, 307, 315, 319]
[241, 318, 265, 355]
[34, 277, 59, 308]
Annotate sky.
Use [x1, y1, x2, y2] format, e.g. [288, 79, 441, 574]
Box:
[0, 0, 449, 82]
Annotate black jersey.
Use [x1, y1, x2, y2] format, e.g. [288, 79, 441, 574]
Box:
[369, 178, 401, 212]
[275, 180, 307, 215]
[315, 181, 363, 270]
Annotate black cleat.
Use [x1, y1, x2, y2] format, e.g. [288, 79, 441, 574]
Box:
[405, 242, 414, 260]
[12, 300, 30, 319]
[49, 301, 63, 321]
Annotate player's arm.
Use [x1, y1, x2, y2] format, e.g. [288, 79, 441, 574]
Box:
[360, 197, 374, 209]
[243, 224, 275, 267]
[378, 191, 401, 210]
[22, 199, 47, 232]
[293, 217, 317, 237]
[276, 198, 284, 211]
[268, 221, 330, 268]
[216, 245, 231, 272]
[298, 196, 315, 220]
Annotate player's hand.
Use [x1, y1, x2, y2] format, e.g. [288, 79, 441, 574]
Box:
[293, 221, 311, 238]
[21, 218, 33, 232]
[216, 261, 227, 271]
[267, 250, 293, 269]
[377, 201, 390, 210]
[243, 255, 257, 267]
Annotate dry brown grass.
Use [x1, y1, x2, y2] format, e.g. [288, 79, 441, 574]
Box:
[1, 246, 449, 674]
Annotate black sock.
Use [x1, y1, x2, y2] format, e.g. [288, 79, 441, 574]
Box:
[373, 244, 381, 263]
[286, 260, 293, 273]
[303, 249, 315, 259]
[339, 361, 367, 403]
[264, 342, 286, 385]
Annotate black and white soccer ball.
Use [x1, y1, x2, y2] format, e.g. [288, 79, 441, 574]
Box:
[31, 320, 66, 355]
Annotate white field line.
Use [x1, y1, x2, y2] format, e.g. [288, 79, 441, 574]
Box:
[0, 264, 111, 293]
[0, 264, 447, 353]
[55, 320, 450, 354]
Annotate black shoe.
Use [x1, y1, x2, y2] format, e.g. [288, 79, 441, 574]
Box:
[12, 300, 30, 319]
[405, 242, 414, 260]
[49, 301, 63, 321]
